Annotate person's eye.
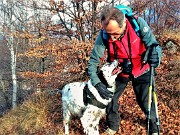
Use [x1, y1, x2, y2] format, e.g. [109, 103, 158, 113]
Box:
[115, 32, 122, 35]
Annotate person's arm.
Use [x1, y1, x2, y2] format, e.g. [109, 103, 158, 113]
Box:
[137, 17, 158, 46]
[137, 17, 162, 67]
[88, 31, 106, 86]
[88, 31, 113, 100]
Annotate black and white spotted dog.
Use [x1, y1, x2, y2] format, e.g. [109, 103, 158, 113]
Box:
[61, 60, 121, 135]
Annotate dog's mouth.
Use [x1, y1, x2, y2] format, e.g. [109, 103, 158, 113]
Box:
[112, 66, 121, 75]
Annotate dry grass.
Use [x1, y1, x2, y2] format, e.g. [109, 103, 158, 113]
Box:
[0, 92, 63, 135]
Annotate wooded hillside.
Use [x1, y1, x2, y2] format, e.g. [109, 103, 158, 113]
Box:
[0, 0, 179, 134]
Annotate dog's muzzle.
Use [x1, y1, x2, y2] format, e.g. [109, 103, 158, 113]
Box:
[112, 66, 121, 75]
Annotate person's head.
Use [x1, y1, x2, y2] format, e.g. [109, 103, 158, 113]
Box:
[100, 6, 126, 41]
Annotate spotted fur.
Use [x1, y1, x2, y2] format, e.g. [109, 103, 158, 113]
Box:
[62, 60, 121, 135]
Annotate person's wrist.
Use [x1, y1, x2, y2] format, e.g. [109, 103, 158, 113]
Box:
[95, 82, 101, 88]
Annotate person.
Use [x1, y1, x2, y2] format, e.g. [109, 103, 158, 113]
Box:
[88, 6, 162, 135]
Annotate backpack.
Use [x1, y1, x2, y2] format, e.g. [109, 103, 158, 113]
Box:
[102, 5, 141, 42]
[116, 5, 140, 36]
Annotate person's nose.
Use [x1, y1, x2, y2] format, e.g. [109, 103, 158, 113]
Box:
[111, 35, 118, 41]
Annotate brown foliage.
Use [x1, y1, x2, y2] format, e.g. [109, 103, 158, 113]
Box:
[158, 29, 180, 46]
[18, 39, 93, 90]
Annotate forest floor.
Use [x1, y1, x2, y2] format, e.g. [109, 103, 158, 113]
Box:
[47, 47, 180, 135]
[0, 43, 179, 135]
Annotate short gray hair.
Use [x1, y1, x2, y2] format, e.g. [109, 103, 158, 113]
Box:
[100, 6, 125, 28]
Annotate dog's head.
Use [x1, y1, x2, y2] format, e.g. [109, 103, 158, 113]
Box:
[98, 60, 121, 87]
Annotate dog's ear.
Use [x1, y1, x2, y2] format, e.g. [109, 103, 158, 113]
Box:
[97, 71, 109, 87]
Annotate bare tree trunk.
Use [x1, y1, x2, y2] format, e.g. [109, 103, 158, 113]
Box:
[91, 0, 97, 41]
[8, 37, 17, 108]
[0, 72, 5, 91]
[0, 0, 18, 108]
[112, 0, 115, 7]
[0, 71, 9, 109]
[148, 5, 152, 25]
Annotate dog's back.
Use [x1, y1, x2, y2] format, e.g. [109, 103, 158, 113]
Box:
[62, 82, 87, 116]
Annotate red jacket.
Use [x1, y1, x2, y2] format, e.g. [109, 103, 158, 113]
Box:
[108, 19, 150, 78]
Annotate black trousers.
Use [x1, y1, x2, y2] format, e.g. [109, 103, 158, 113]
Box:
[106, 71, 160, 133]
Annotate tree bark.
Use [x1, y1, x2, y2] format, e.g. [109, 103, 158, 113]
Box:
[9, 38, 17, 108]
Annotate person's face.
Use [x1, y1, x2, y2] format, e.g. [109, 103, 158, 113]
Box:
[102, 20, 126, 41]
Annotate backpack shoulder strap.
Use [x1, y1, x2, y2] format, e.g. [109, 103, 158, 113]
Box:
[115, 5, 141, 37]
[125, 15, 141, 37]
[101, 30, 108, 48]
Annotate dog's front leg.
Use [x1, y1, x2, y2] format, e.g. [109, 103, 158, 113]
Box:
[80, 105, 105, 135]
[62, 101, 71, 135]
[63, 120, 69, 135]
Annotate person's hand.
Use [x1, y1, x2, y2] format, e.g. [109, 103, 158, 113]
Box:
[95, 82, 113, 100]
[148, 45, 159, 68]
